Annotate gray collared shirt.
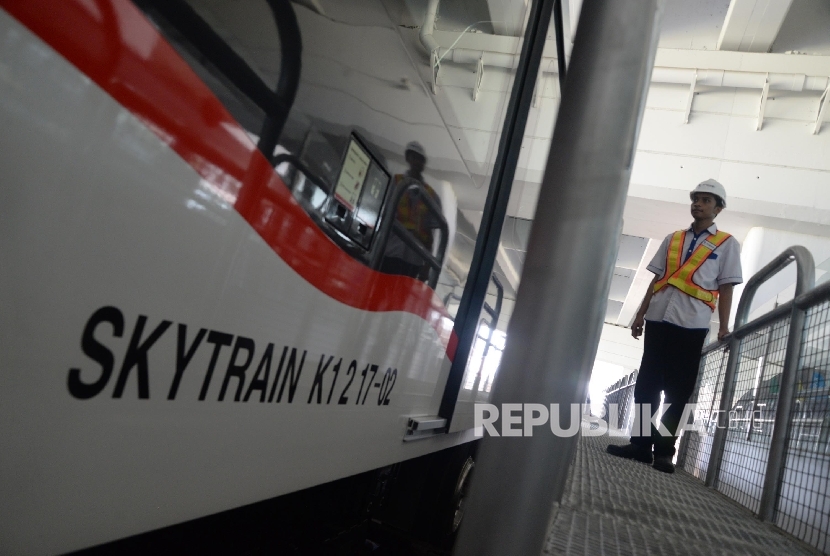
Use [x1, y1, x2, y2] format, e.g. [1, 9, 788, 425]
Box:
[644, 223, 743, 330]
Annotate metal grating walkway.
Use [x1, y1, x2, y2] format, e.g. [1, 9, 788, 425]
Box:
[543, 429, 818, 555]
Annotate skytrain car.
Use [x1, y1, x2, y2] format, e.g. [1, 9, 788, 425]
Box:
[0, 0, 534, 552]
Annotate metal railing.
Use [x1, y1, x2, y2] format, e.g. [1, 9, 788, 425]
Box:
[373, 177, 449, 289]
[468, 275, 505, 395]
[136, 0, 301, 157]
[276, 157, 449, 288]
[601, 370, 639, 434]
[677, 246, 830, 554]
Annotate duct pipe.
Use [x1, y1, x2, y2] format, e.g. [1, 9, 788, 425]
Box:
[453, 0, 662, 554]
[419, 0, 440, 56]
[439, 48, 520, 68]
[651, 67, 828, 92]
[438, 48, 829, 92]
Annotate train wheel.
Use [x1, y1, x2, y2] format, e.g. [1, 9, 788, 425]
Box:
[450, 456, 474, 533]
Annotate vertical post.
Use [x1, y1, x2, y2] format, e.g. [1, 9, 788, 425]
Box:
[453, 1, 663, 554]
[471, 276, 505, 393]
[746, 328, 774, 442]
[758, 305, 807, 521]
[676, 357, 709, 469]
[704, 336, 741, 487]
[552, 0, 567, 94]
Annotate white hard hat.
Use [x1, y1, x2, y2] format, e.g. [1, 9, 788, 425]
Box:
[690, 179, 727, 208]
[405, 141, 426, 160]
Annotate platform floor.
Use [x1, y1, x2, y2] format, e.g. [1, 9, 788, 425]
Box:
[543, 432, 818, 555]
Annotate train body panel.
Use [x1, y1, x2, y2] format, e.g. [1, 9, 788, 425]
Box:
[0, 2, 491, 552]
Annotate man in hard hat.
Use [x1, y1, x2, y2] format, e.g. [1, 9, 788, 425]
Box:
[381, 141, 444, 283]
[607, 179, 742, 473]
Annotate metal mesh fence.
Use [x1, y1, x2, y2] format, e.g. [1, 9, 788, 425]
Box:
[680, 345, 728, 481]
[776, 299, 830, 553]
[716, 317, 790, 513]
[638, 249, 830, 553]
[602, 370, 638, 434]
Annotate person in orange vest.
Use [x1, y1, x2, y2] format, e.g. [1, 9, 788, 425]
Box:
[607, 179, 742, 473]
[381, 141, 443, 282]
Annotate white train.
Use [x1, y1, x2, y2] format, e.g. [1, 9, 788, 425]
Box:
[0, 0, 525, 552]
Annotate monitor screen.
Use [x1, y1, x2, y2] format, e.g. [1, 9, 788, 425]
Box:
[333, 138, 371, 211]
[353, 161, 390, 233]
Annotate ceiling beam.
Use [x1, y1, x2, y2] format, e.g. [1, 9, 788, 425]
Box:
[486, 0, 528, 37]
[717, 0, 794, 52]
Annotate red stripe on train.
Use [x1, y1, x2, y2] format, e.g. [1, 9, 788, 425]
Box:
[2, 0, 456, 360]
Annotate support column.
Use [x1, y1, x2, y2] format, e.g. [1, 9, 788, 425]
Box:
[453, 1, 663, 554]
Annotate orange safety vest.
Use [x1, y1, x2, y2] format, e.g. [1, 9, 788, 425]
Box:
[653, 229, 732, 311]
[393, 174, 441, 249]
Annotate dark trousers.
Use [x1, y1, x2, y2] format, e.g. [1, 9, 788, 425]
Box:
[630, 321, 707, 456]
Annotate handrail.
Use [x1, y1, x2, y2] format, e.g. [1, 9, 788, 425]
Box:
[469, 274, 506, 395]
[482, 274, 504, 324]
[391, 221, 442, 271]
[733, 246, 815, 330]
[371, 177, 449, 289]
[258, 0, 302, 158]
[272, 153, 332, 194]
[699, 246, 814, 357]
[276, 155, 448, 287]
[794, 277, 830, 310]
[700, 302, 792, 356]
[603, 382, 636, 396]
[136, 0, 301, 158]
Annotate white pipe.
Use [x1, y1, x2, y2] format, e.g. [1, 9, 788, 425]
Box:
[431, 27, 830, 91]
[438, 48, 830, 92]
[651, 67, 828, 92]
[440, 48, 519, 68]
[419, 0, 440, 56]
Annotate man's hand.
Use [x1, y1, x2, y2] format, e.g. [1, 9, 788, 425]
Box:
[717, 326, 730, 342]
[631, 315, 645, 339]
